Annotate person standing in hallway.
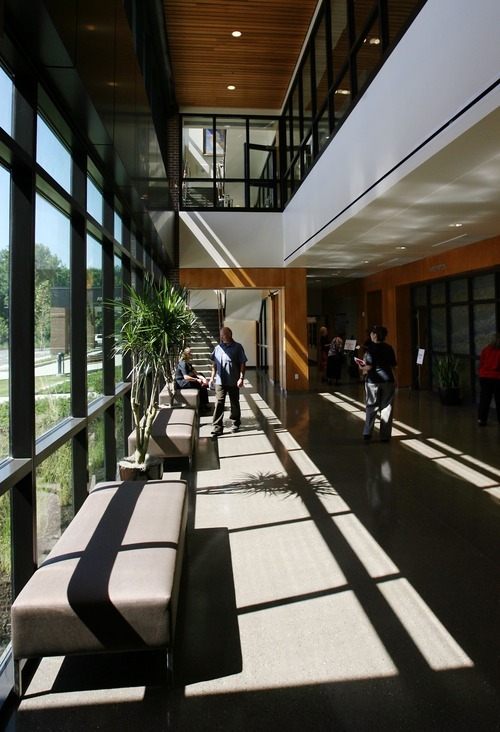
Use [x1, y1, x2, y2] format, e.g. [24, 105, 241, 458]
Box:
[319, 326, 330, 382]
[209, 327, 247, 436]
[477, 332, 500, 426]
[360, 325, 397, 442]
[326, 334, 344, 385]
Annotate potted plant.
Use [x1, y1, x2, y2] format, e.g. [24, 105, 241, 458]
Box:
[108, 277, 197, 478]
[435, 353, 462, 405]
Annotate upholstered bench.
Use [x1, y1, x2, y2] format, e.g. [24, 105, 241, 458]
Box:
[159, 383, 200, 409]
[128, 406, 196, 467]
[11, 478, 188, 696]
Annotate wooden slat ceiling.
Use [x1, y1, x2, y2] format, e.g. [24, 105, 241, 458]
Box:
[162, 0, 320, 111]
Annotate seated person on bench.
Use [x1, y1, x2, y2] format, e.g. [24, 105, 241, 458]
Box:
[175, 347, 211, 413]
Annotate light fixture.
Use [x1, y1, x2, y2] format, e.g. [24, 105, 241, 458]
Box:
[227, 85, 236, 91]
[232, 30, 242, 37]
[335, 88, 350, 95]
[369, 37, 381, 45]
[396, 246, 407, 250]
[449, 222, 463, 227]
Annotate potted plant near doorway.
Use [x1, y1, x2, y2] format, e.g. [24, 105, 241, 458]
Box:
[108, 276, 197, 479]
[435, 353, 462, 405]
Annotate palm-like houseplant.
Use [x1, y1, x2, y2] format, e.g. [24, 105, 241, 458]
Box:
[109, 277, 197, 468]
[435, 353, 462, 405]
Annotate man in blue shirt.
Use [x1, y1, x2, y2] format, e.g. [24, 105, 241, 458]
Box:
[209, 327, 247, 435]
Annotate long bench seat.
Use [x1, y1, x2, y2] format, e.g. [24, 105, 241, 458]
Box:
[11, 478, 188, 695]
[128, 406, 196, 466]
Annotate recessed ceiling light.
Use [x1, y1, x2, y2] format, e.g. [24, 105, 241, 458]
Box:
[232, 30, 242, 37]
[396, 246, 406, 250]
[227, 85, 236, 91]
[449, 222, 463, 227]
[369, 37, 381, 45]
[335, 89, 350, 95]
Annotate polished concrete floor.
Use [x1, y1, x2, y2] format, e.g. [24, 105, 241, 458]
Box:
[4, 369, 500, 731]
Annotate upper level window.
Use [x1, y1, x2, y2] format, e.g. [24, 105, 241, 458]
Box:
[181, 115, 281, 210]
[87, 177, 103, 225]
[114, 212, 123, 244]
[36, 115, 72, 193]
[0, 67, 13, 136]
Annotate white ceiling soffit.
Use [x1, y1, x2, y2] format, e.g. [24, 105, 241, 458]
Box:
[296, 104, 500, 282]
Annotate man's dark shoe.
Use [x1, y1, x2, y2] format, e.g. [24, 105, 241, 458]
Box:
[211, 427, 223, 436]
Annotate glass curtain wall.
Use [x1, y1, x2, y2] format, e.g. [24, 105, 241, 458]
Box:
[412, 272, 500, 400]
[0, 53, 162, 703]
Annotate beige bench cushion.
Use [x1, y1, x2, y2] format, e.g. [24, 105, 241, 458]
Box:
[128, 406, 196, 459]
[11, 479, 187, 660]
[160, 383, 199, 409]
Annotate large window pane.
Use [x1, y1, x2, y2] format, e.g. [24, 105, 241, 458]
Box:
[87, 177, 103, 225]
[317, 104, 331, 151]
[430, 282, 446, 305]
[114, 212, 123, 244]
[355, 15, 382, 94]
[34, 195, 71, 438]
[115, 397, 125, 465]
[431, 307, 446, 353]
[473, 273, 495, 300]
[450, 306, 469, 355]
[114, 254, 123, 383]
[0, 491, 12, 659]
[333, 73, 351, 127]
[331, 0, 349, 82]
[353, 0, 377, 41]
[292, 86, 301, 148]
[0, 67, 12, 136]
[87, 234, 103, 401]
[301, 55, 313, 140]
[36, 443, 73, 564]
[314, 11, 328, 112]
[36, 115, 72, 192]
[182, 117, 213, 181]
[449, 278, 468, 303]
[0, 166, 10, 461]
[88, 414, 105, 491]
[473, 303, 496, 356]
[249, 120, 279, 161]
[218, 117, 246, 181]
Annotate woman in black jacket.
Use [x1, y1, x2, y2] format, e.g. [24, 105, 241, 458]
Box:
[359, 325, 397, 442]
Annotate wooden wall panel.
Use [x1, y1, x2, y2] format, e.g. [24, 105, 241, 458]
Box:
[284, 269, 308, 391]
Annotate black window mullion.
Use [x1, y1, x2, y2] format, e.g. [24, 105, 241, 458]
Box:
[70, 144, 89, 511]
[10, 70, 37, 596]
